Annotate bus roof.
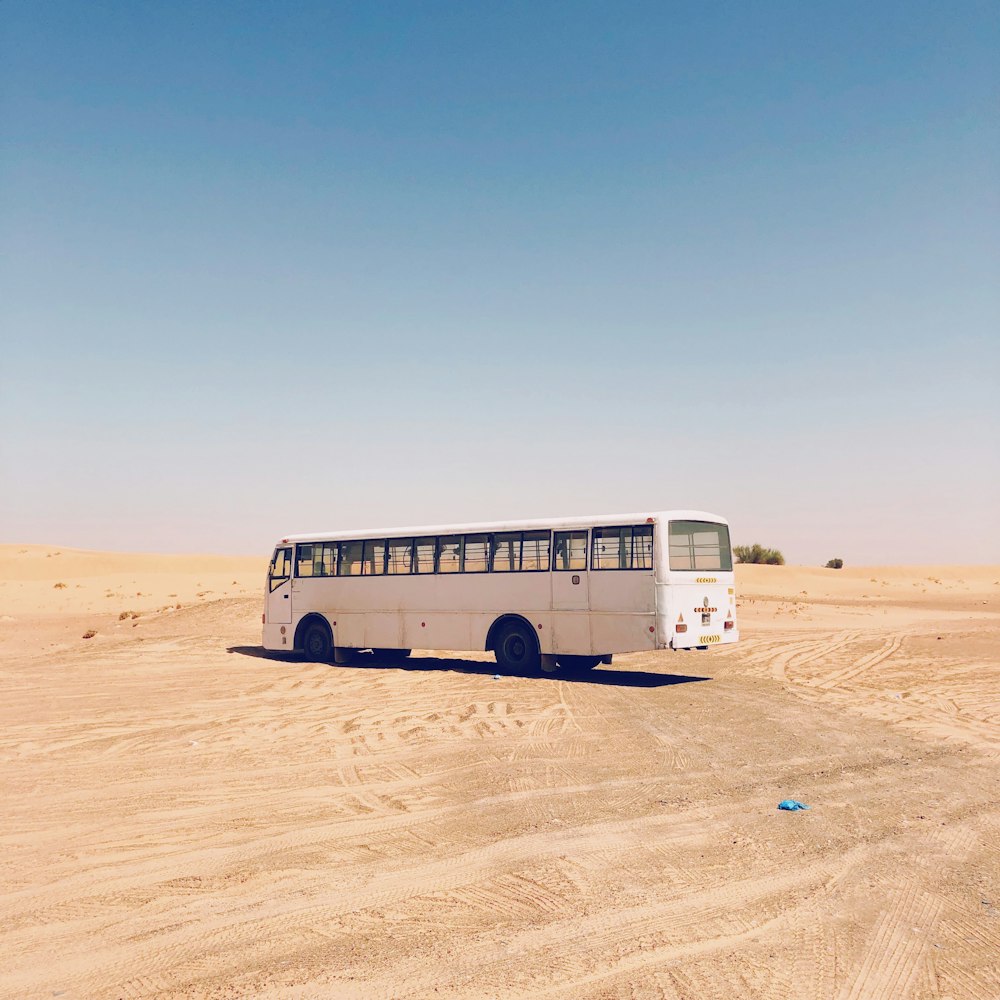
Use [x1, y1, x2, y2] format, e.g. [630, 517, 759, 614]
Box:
[277, 510, 729, 545]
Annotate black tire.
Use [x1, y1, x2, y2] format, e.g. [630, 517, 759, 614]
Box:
[557, 654, 604, 672]
[373, 648, 411, 663]
[301, 619, 333, 662]
[493, 620, 540, 673]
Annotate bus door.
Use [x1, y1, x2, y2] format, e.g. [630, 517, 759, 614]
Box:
[266, 546, 293, 625]
[550, 530, 590, 650]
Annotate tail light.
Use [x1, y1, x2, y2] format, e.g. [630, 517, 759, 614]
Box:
[724, 620, 734, 630]
[675, 623, 687, 633]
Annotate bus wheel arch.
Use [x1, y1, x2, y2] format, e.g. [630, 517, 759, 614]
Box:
[296, 614, 333, 662]
[487, 615, 541, 674]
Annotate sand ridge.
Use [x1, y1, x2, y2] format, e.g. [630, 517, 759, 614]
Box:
[1, 548, 998, 998]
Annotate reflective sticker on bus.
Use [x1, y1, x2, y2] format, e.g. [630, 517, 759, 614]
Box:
[699, 634, 721, 643]
[696, 577, 717, 583]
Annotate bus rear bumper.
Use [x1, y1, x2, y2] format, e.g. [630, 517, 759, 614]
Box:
[664, 629, 739, 650]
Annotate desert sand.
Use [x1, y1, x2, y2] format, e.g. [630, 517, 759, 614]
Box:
[1, 545, 998, 999]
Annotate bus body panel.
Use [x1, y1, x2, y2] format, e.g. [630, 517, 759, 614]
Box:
[590, 612, 657, 655]
[268, 577, 293, 625]
[589, 570, 655, 613]
[365, 612, 403, 650]
[401, 611, 475, 651]
[588, 569, 657, 653]
[549, 611, 592, 655]
[549, 568, 592, 653]
[262, 621, 291, 650]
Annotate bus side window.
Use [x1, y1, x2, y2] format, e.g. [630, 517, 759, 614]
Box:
[338, 540, 364, 576]
[632, 525, 653, 569]
[363, 539, 386, 575]
[439, 535, 462, 573]
[521, 530, 551, 571]
[312, 541, 337, 577]
[592, 531, 604, 570]
[553, 531, 587, 571]
[492, 532, 520, 572]
[462, 534, 488, 573]
[387, 538, 411, 575]
[592, 527, 628, 570]
[414, 536, 436, 574]
[296, 544, 314, 577]
[592, 526, 653, 570]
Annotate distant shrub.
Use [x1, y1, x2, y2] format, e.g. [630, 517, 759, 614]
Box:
[53, 582, 67, 589]
[733, 543, 785, 566]
[825, 558, 844, 569]
[82, 630, 97, 639]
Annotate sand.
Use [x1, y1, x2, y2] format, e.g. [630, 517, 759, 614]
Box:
[1, 545, 998, 999]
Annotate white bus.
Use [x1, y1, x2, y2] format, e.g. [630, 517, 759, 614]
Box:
[262, 510, 737, 673]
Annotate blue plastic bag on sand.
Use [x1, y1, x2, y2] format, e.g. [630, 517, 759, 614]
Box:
[777, 799, 810, 811]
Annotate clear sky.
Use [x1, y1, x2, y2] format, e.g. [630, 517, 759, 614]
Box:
[2, 1, 998, 564]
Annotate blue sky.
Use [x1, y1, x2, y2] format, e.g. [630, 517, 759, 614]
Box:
[2, 1, 998, 562]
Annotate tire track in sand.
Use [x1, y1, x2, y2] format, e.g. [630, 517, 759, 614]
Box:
[767, 630, 862, 685]
[351, 848, 863, 1000]
[0, 806, 726, 998]
[835, 878, 944, 1000]
[818, 634, 904, 691]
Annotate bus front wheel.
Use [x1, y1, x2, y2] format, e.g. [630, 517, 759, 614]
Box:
[494, 621, 540, 674]
[302, 620, 333, 662]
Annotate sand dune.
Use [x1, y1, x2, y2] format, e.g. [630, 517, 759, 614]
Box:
[1, 548, 998, 999]
[0, 544, 264, 616]
[737, 562, 998, 608]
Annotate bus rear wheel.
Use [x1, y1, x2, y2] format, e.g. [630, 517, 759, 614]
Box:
[301, 620, 332, 662]
[493, 621, 540, 674]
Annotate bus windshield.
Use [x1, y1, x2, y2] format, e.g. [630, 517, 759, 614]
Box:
[668, 520, 732, 572]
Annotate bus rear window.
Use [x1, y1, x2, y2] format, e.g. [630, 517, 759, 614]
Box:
[668, 521, 732, 571]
